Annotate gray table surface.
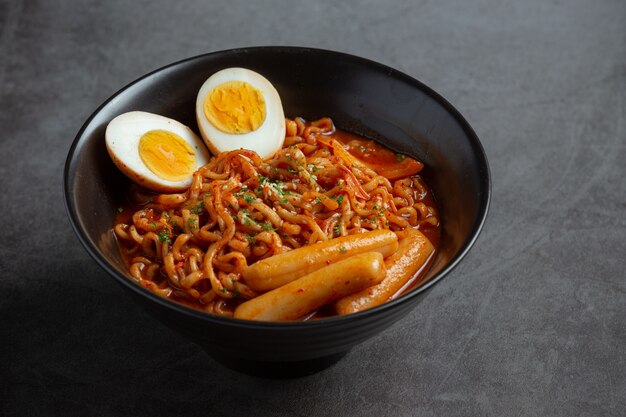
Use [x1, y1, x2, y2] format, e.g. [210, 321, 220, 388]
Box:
[2, 0, 624, 415]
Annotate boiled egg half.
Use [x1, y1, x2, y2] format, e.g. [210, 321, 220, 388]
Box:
[196, 68, 285, 159]
[106, 111, 211, 192]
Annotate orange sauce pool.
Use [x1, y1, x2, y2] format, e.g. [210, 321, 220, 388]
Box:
[332, 130, 424, 180]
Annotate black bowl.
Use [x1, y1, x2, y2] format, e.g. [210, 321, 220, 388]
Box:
[64, 47, 490, 377]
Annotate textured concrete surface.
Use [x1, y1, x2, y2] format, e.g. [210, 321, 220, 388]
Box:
[1, 0, 625, 415]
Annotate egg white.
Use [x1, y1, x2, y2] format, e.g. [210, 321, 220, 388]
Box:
[195, 68, 285, 159]
[105, 111, 211, 192]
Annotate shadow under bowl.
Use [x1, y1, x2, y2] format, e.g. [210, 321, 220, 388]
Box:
[64, 47, 490, 378]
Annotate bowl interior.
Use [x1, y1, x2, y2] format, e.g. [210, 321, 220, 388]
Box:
[65, 47, 490, 323]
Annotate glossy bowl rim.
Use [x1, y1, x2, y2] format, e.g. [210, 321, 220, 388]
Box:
[63, 46, 491, 330]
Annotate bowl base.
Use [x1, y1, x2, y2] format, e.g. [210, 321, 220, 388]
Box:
[206, 349, 349, 378]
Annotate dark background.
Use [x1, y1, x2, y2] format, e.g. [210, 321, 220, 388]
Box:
[1, 0, 624, 415]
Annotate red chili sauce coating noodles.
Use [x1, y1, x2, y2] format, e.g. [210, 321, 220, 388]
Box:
[113, 117, 440, 319]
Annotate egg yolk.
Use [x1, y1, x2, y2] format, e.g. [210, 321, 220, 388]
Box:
[204, 81, 266, 134]
[138, 130, 196, 182]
